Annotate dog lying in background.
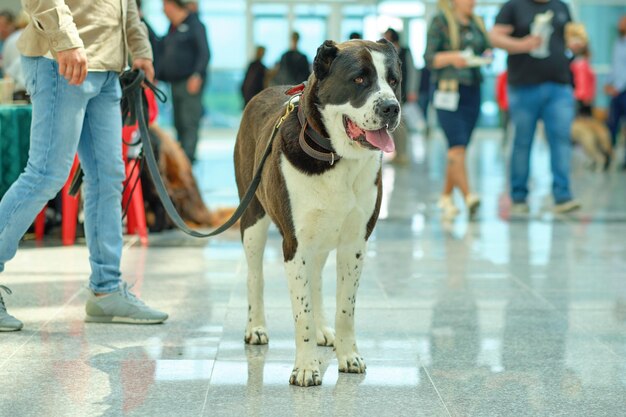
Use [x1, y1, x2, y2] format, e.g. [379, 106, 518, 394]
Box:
[141, 125, 235, 232]
[571, 116, 612, 171]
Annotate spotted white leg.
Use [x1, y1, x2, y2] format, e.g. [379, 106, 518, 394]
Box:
[243, 216, 271, 345]
[285, 250, 322, 387]
[311, 251, 335, 347]
[335, 244, 366, 373]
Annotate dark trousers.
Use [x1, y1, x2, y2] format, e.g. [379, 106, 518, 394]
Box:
[434, 84, 481, 148]
[607, 90, 626, 151]
[171, 80, 204, 163]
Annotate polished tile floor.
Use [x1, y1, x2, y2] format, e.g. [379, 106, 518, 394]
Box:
[1, 127, 626, 417]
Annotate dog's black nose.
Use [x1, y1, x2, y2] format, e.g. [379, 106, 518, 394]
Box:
[377, 100, 400, 117]
[376, 100, 400, 120]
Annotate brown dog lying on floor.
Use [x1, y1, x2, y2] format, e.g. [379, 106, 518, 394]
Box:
[571, 116, 613, 171]
[140, 125, 235, 232]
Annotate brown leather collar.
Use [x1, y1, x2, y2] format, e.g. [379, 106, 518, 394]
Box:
[285, 83, 340, 165]
[297, 98, 340, 165]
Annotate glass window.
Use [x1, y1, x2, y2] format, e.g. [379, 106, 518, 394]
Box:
[293, 18, 327, 62]
[342, 18, 364, 42]
[378, 1, 425, 18]
[408, 19, 427, 69]
[204, 15, 246, 69]
[254, 18, 289, 68]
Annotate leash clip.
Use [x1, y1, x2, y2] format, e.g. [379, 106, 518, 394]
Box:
[276, 95, 299, 128]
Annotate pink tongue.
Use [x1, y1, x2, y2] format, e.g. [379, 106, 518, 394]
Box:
[364, 128, 395, 153]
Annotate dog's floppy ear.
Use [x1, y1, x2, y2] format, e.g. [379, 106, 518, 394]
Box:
[376, 38, 395, 51]
[377, 38, 401, 62]
[313, 40, 339, 81]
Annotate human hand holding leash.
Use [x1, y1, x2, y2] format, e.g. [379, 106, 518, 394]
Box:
[57, 47, 88, 85]
[132, 58, 155, 83]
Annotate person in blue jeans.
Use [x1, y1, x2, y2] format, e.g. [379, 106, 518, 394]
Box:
[490, 0, 580, 214]
[605, 15, 626, 170]
[0, 0, 168, 332]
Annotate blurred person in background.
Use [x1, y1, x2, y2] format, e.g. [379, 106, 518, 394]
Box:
[271, 31, 310, 86]
[417, 65, 432, 137]
[241, 45, 267, 107]
[568, 23, 612, 171]
[490, 0, 580, 214]
[0, 10, 15, 77]
[158, 0, 210, 163]
[605, 15, 626, 170]
[1, 11, 28, 100]
[425, 0, 490, 219]
[184, 0, 198, 14]
[567, 23, 594, 117]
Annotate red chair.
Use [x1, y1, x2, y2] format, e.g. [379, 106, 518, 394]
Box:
[34, 156, 80, 245]
[34, 88, 158, 246]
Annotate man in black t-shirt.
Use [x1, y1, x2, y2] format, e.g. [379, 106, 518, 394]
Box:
[273, 32, 310, 86]
[490, 0, 580, 214]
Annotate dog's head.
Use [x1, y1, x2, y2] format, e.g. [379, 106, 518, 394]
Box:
[309, 39, 402, 159]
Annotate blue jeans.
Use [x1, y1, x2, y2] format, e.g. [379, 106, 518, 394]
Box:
[508, 82, 575, 204]
[607, 89, 626, 151]
[0, 57, 125, 293]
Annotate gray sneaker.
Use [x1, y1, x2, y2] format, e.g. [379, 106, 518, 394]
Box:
[510, 202, 530, 215]
[85, 282, 168, 324]
[0, 285, 23, 332]
[554, 199, 581, 214]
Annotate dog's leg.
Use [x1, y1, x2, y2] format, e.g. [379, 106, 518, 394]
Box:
[335, 244, 367, 374]
[244, 215, 271, 345]
[285, 248, 321, 387]
[311, 251, 335, 347]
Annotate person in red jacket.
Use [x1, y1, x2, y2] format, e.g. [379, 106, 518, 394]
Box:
[566, 23, 595, 116]
[496, 71, 510, 144]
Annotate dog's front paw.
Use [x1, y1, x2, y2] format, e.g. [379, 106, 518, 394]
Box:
[337, 352, 366, 373]
[245, 326, 269, 345]
[289, 365, 322, 387]
[316, 326, 335, 347]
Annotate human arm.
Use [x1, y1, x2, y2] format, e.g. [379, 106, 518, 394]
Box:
[187, 19, 210, 94]
[489, 2, 541, 55]
[21, 0, 88, 85]
[126, 0, 154, 82]
[489, 24, 541, 55]
[424, 15, 468, 70]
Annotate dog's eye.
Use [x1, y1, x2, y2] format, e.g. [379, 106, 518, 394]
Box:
[389, 78, 398, 87]
[354, 76, 364, 85]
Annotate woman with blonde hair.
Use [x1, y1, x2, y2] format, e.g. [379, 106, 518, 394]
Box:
[425, 0, 491, 219]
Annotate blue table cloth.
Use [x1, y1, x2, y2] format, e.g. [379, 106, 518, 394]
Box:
[0, 105, 31, 200]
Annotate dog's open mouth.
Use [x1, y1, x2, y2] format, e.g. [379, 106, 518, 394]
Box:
[343, 116, 395, 153]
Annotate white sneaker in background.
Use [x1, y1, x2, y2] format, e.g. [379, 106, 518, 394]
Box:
[465, 193, 481, 218]
[438, 195, 459, 219]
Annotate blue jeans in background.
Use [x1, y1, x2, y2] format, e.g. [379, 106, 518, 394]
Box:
[508, 82, 575, 204]
[0, 57, 125, 293]
[607, 89, 626, 152]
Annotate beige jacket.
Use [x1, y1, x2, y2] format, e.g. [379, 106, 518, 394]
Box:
[17, 0, 152, 72]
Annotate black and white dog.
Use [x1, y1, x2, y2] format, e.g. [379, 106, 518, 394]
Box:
[234, 39, 401, 387]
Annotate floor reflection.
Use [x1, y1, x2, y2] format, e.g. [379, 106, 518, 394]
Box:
[2, 128, 626, 416]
